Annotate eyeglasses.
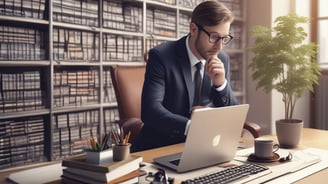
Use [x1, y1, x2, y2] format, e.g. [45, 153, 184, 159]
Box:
[196, 23, 233, 45]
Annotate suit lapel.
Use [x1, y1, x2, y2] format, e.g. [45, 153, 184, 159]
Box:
[176, 36, 194, 108]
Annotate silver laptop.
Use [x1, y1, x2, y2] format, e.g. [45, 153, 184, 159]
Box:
[153, 104, 249, 173]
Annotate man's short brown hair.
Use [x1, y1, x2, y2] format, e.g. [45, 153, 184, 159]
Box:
[191, 0, 234, 26]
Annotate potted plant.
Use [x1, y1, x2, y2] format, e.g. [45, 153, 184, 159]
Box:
[248, 13, 320, 147]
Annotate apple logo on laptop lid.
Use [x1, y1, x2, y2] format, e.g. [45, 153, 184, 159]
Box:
[212, 134, 221, 147]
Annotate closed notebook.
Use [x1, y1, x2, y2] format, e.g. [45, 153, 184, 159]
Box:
[61, 169, 144, 184]
[62, 154, 142, 173]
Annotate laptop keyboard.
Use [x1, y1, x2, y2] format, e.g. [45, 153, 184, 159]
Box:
[181, 163, 269, 184]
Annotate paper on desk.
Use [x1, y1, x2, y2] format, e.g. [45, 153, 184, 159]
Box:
[235, 147, 328, 184]
[264, 148, 328, 184]
[8, 163, 63, 184]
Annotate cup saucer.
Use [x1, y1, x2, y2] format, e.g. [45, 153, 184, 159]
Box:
[247, 153, 280, 163]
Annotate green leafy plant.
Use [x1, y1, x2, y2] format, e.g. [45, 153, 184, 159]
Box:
[248, 13, 320, 120]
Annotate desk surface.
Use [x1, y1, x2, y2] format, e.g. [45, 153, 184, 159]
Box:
[262, 128, 328, 184]
[1, 128, 328, 183]
[132, 128, 328, 183]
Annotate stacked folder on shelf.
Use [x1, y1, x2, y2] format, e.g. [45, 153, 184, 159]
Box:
[61, 154, 143, 184]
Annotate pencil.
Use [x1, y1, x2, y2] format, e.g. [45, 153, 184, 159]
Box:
[124, 131, 131, 145]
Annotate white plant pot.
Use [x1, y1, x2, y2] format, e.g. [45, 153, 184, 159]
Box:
[276, 119, 303, 148]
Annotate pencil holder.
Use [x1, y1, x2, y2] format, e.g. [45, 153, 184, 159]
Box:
[112, 143, 131, 161]
[86, 149, 113, 164]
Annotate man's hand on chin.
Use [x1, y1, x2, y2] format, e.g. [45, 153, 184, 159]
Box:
[205, 56, 226, 87]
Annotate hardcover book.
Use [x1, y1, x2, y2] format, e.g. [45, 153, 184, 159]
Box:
[61, 154, 142, 173]
[62, 169, 144, 184]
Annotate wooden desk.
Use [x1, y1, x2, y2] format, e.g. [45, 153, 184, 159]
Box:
[132, 128, 328, 183]
[1, 128, 327, 183]
[262, 128, 328, 184]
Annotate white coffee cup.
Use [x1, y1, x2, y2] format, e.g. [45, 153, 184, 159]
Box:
[254, 139, 279, 159]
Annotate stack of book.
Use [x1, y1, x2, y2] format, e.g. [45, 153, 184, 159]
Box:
[61, 154, 143, 184]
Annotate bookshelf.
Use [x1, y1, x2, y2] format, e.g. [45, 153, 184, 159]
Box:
[0, 0, 246, 169]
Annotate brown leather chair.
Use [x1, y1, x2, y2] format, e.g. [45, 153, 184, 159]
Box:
[110, 64, 261, 144]
[110, 65, 146, 144]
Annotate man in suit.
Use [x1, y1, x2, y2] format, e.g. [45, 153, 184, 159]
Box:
[131, 0, 238, 152]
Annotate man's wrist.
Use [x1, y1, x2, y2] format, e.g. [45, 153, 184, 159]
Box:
[214, 79, 227, 91]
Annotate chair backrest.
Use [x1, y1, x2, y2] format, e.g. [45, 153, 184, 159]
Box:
[110, 65, 146, 143]
[110, 65, 146, 120]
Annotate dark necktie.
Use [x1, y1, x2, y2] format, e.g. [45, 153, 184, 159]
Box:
[193, 62, 202, 106]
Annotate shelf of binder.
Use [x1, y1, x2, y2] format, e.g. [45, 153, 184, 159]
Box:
[219, 0, 243, 18]
[178, 10, 192, 37]
[0, 25, 48, 61]
[52, 109, 100, 159]
[52, 0, 99, 27]
[146, 6, 177, 38]
[0, 0, 46, 20]
[103, 33, 144, 63]
[52, 27, 100, 63]
[0, 116, 47, 170]
[149, 0, 177, 6]
[0, 68, 48, 116]
[52, 66, 100, 109]
[103, 68, 122, 104]
[103, 108, 120, 131]
[103, 0, 143, 33]
[178, 0, 203, 9]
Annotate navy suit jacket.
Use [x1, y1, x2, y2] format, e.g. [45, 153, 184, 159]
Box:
[131, 36, 238, 152]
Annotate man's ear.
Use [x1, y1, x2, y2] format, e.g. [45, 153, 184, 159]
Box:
[189, 22, 198, 36]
